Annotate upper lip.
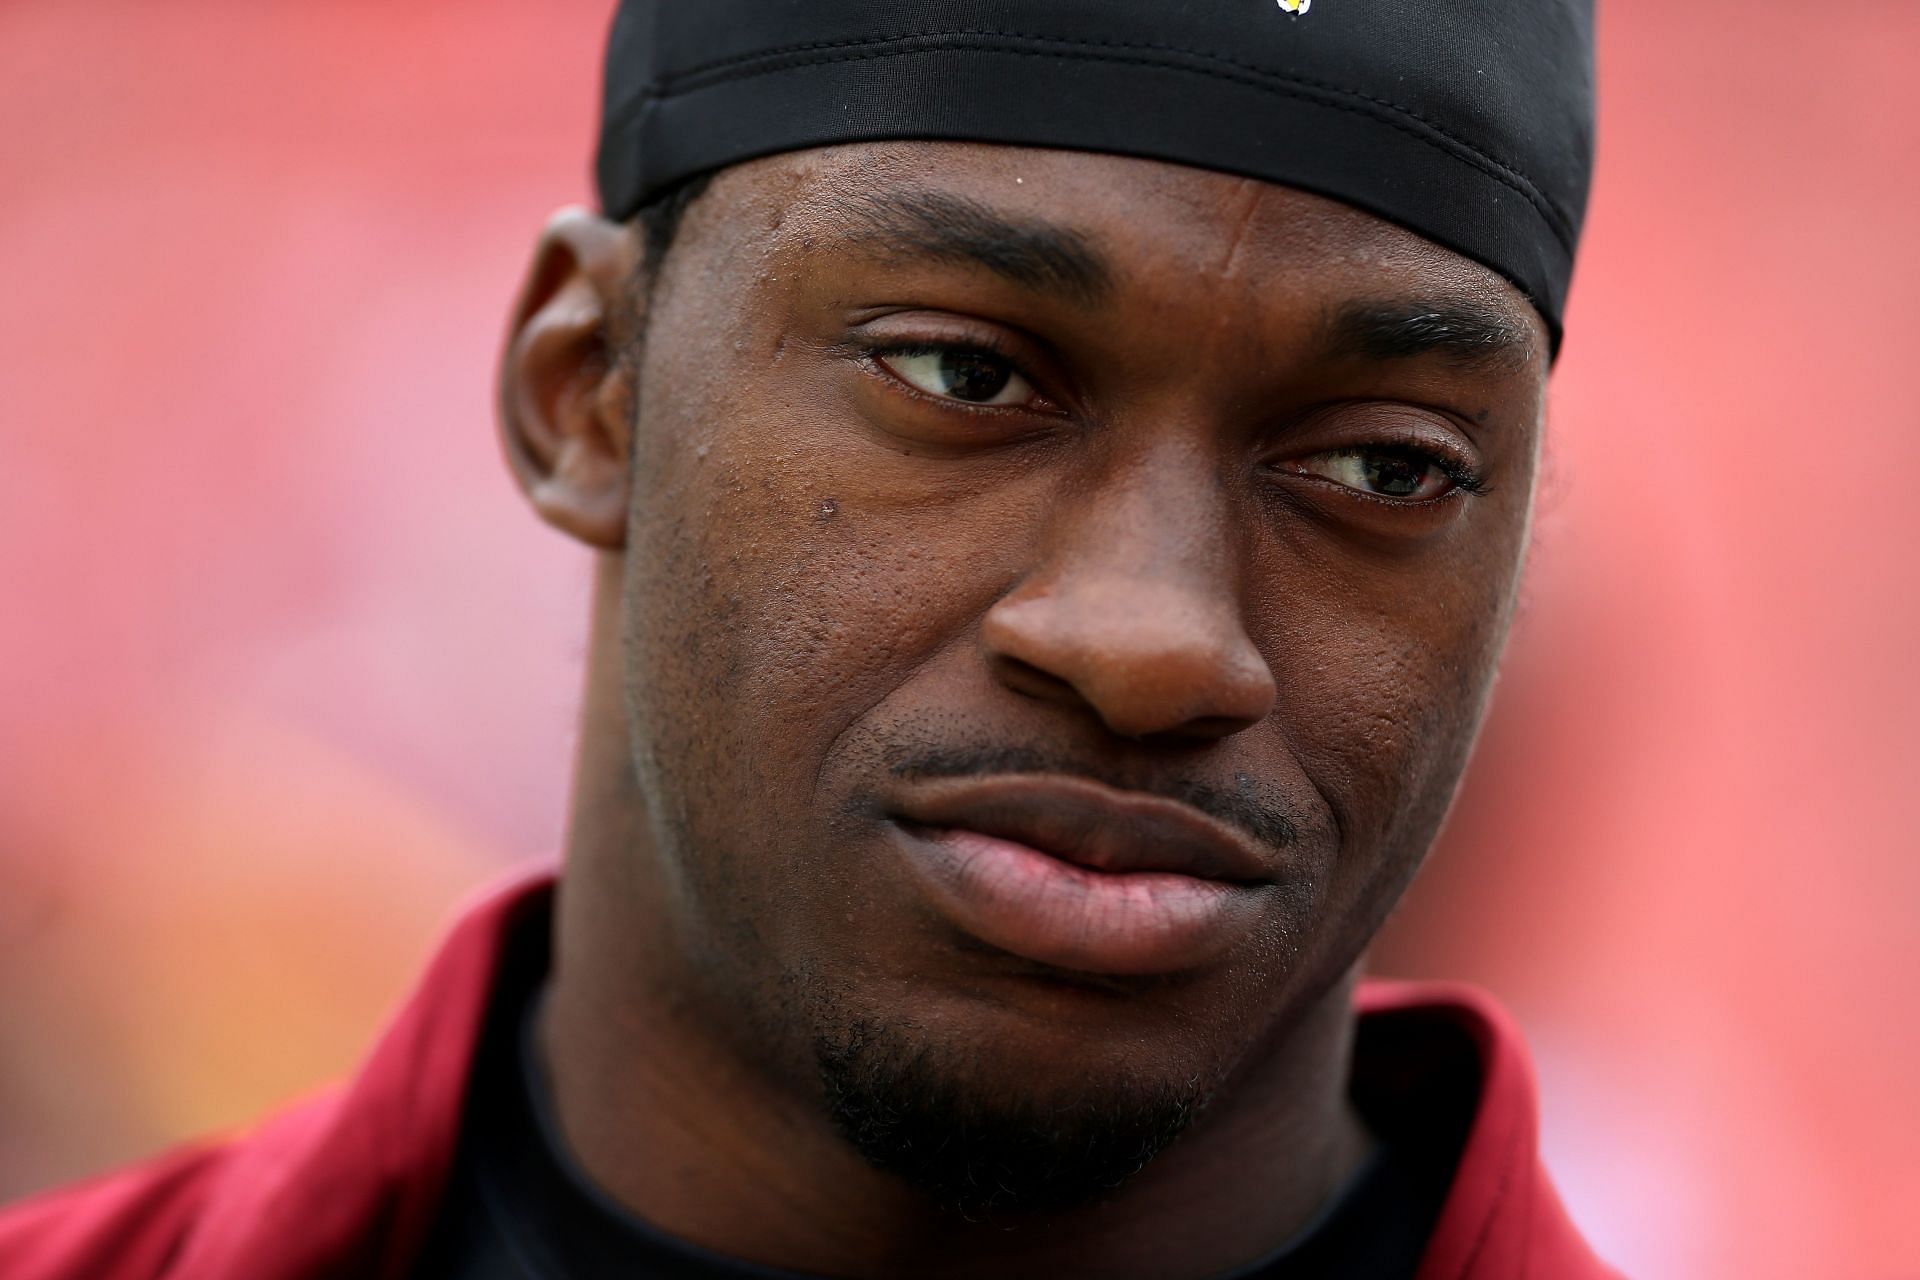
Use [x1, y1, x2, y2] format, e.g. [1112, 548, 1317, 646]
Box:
[890, 774, 1277, 884]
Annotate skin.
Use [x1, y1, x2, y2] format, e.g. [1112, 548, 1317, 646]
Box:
[499, 142, 1548, 1279]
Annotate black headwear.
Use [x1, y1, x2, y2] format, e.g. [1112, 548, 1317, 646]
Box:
[597, 0, 1594, 349]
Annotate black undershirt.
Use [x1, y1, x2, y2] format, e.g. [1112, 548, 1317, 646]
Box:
[414, 916, 1469, 1280]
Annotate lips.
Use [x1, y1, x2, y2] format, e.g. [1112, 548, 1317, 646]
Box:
[888, 775, 1278, 976]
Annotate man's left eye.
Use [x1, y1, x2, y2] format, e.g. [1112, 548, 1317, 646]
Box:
[1293, 447, 1459, 501]
[876, 346, 1037, 407]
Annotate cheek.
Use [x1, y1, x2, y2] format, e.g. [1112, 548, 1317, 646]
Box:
[1258, 506, 1527, 881]
[620, 398, 1017, 811]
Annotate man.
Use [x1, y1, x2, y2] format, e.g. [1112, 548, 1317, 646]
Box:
[0, 1, 1613, 1276]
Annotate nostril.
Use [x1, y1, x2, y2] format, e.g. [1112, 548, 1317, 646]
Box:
[1174, 714, 1264, 740]
[981, 582, 1275, 739]
[1092, 650, 1277, 740]
[990, 654, 1081, 705]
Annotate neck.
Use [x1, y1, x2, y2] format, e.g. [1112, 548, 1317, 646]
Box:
[545, 904, 1369, 1279]
[541, 565, 1374, 1278]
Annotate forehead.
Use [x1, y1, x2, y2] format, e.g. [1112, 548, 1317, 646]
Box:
[677, 141, 1546, 356]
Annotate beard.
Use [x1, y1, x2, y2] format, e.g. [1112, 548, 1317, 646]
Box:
[811, 1010, 1211, 1220]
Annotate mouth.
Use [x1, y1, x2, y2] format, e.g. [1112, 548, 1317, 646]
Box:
[887, 774, 1279, 977]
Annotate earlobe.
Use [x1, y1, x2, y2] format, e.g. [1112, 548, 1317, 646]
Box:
[498, 206, 643, 550]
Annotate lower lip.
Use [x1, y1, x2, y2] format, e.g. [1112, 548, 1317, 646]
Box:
[894, 825, 1267, 976]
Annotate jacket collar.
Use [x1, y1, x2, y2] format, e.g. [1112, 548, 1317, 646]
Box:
[173, 866, 554, 1280]
[178, 868, 1611, 1279]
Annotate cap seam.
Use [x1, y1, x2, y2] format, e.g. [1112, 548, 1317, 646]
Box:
[639, 28, 1573, 250]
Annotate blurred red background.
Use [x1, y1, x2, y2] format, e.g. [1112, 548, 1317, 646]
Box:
[1, 2, 1914, 1276]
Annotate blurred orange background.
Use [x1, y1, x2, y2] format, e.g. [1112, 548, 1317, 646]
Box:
[1, 2, 1914, 1277]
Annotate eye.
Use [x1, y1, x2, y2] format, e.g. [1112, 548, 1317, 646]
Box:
[1291, 446, 1471, 501]
[875, 344, 1037, 408]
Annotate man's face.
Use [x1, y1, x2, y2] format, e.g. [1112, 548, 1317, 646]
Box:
[610, 142, 1545, 1207]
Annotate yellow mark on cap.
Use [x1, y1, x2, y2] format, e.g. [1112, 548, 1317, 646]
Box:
[1277, 0, 1311, 11]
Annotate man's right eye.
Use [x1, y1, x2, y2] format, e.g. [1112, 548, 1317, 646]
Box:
[875, 345, 1038, 408]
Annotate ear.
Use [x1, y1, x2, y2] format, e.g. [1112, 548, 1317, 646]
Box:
[498, 207, 643, 550]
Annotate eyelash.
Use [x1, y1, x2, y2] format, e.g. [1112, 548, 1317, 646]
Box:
[855, 338, 1491, 498]
[1363, 440, 1493, 497]
[869, 339, 1016, 362]
[860, 339, 1036, 398]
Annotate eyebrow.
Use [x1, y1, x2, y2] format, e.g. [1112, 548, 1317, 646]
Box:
[1321, 298, 1539, 372]
[829, 188, 1114, 306]
[822, 187, 1536, 367]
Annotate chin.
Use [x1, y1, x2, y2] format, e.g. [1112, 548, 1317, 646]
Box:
[811, 1008, 1215, 1218]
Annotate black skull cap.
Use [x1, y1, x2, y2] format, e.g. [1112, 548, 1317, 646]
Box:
[597, 0, 1595, 350]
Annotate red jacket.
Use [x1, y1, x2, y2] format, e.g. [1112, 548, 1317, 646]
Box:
[0, 872, 1619, 1279]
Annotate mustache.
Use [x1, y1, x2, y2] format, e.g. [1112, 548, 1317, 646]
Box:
[883, 742, 1303, 854]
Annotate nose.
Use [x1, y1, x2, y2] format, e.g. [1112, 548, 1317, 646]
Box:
[979, 459, 1277, 742]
